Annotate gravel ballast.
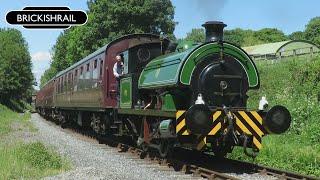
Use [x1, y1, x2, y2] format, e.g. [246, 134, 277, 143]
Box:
[31, 113, 274, 180]
[31, 114, 201, 180]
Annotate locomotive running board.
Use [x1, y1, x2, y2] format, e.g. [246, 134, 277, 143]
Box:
[118, 108, 176, 118]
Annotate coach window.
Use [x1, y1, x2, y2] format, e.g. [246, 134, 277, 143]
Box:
[60, 76, 64, 93]
[62, 75, 64, 93]
[74, 69, 78, 91]
[74, 69, 78, 81]
[99, 59, 103, 78]
[65, 75, 67, 92]
[85, 63, 88, 88]
[56, 78, 59, 93]
[79, 66, 84, 90]
[61, 76, 64, 93]
[83, 63, 89, 89]
[58, 77, 61, 93]
[80, 66, 83, 77]
[68, 74, 70, 91]
[93, 59, 98, 79]
[60, 77, 62, 93]
[63, 75, 65, 92]
[92, 59, 98, 88]
[123, 51, 129, 74]
[71, 73, 74, 91]
[86, 63, 90, 79]
[70, 73, 72, 91]
[58, 77, 60, 94]
[57, 78, 60, 94]
[57, 78, 59, 94]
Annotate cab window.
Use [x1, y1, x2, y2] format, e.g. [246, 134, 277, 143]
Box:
[122, 51, 129, 74]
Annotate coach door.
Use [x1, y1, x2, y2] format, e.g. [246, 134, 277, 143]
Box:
[104, 52, 118, 107]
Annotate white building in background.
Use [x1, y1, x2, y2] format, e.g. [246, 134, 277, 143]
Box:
[242, 40, 320, 60]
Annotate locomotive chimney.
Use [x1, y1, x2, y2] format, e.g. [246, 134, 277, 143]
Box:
[202, 21, 227, 42]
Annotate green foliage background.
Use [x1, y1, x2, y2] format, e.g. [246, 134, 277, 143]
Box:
[184, 16, 320, 48]
[184, 27, 288, 46]
[0, 29, 34, 109]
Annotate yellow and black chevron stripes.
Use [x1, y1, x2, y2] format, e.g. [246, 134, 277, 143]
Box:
[176, 110, 266, 151]
[176, 110, 223, 136]
[196, 111, 223, 151]
[176, 110, 189, 135]
[208, 111, 222, 135]
[233, 111, 267, 150]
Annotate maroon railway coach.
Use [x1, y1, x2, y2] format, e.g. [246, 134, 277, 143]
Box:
[36, 34, 169, 111]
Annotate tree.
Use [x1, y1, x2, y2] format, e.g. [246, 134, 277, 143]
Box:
[304, 17, 320, 45]
[242, 35, 264, 47]
[289, 31, 305, 40]
[185, 28, 205, 43]
[41, 0, 176, 86]
[182, 27, 287, 47]
[0, 28, 34, 105]
[224, 28, 256, 46]
[254, 28, 288, 43]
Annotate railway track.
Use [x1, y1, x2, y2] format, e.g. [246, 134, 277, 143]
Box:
[115, 143, 318, 180]
[42, 116, 319, 180]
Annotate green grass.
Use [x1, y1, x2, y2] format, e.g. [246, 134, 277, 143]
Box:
[0, 104, 32, 136]
[0, 104, 71, 179]
[228, 55, 320, 177]
[0, 142, 70, 179]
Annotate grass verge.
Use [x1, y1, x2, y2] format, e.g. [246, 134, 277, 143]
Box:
[0, 104, 71, 179]
[0, 142, 70, 179]
[0, 104, 31, 135]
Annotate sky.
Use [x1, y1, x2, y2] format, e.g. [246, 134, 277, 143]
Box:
[0, 0, 319, 89]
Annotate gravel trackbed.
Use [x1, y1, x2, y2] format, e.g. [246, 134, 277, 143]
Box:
[31, 113, 275, 180]
[31, 114, 201, 180]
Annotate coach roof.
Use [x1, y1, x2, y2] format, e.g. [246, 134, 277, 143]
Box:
[42, 33, 167, 87]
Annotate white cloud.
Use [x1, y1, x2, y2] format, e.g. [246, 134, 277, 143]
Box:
[31, 51, 51, 62]
[31, 51, 52, 89]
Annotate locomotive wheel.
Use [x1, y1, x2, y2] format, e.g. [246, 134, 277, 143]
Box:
[91, 114, 106, 135]
[58, 115, 65, 126]
[158, 139, 172, 158]
[141, 142, 149, 152]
